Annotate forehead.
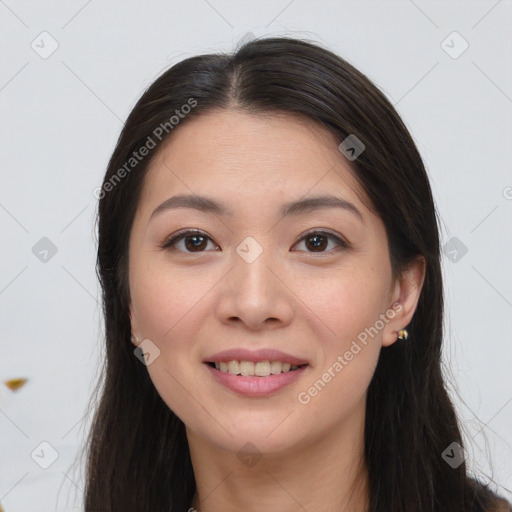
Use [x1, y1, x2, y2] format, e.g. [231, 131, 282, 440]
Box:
[138, 109, 370, 218]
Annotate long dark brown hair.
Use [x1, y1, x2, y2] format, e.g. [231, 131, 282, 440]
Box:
[81, 36, 511, 511]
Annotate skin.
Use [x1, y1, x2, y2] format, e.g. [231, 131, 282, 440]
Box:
[128, 109, 426, 512]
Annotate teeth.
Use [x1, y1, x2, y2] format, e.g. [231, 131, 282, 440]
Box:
[270, 361, 282, 375]
[239, 361, 253, 376]
[212, 360, 303, 377]
[227, 360, 240, 374]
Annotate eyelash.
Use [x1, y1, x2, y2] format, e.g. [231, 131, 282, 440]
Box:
[160, 229, 349, 255]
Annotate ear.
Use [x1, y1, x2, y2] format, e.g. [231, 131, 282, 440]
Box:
[128, 301, 141, 347]
[382, 255, 426, 347]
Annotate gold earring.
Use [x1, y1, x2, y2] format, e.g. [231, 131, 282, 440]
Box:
[397, 329, 409, 340]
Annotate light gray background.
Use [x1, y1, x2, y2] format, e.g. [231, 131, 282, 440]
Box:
[1, 1, 511, 510]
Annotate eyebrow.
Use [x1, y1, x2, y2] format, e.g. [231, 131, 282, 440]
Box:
[149, 193, 364, 223]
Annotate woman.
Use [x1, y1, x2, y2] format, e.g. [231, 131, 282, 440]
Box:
[83, 36, 511, 511]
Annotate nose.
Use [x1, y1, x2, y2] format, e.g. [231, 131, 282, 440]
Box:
[214, 244, 295, 331]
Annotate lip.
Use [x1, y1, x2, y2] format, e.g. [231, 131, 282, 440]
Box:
[205, 363, 308, 397]
[203, 348, 309, 366]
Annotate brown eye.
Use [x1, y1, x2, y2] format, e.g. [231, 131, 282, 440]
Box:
[292, 230, 348, 254]
[305, 233, 328, 251]
[162, 230, 219, 253]
[162, 229, 348, 255]
[183, 234, 207, 252]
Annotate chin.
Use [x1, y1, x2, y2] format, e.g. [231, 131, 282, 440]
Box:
[188, 419, 303, 456]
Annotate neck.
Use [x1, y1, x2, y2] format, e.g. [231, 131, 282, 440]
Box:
[187, 400, 369, 512]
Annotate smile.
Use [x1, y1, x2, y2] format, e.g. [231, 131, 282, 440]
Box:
[206, 360, 308, 377]
[205, 361, 309, 397]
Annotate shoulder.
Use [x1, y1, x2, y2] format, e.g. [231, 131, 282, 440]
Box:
[468, 477, 512, 512]
[487, 497, 512, 512]
[481, 493, 512, 512]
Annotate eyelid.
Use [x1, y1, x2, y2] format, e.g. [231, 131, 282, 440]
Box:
[291, 228, 349, 256]
[293, 227, 348, 247]
[161, 228, 349, 254]
[161, 229, 219, 251]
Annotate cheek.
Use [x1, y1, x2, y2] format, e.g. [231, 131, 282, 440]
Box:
[295, 264, 386, 401]
[129, 262, 211, 423]
[293, 271, 384, 431]
[298, 263, 388, 349]
[130, 259, 213, 342]
[129, 258, 220, 404]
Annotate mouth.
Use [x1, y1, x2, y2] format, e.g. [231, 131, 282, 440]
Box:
[205, 360, 309, 377]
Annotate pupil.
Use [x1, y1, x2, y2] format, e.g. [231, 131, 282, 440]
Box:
[186, 235, 206, 251]
[307, 235, 327, 251]
[184, 234, 328, 252]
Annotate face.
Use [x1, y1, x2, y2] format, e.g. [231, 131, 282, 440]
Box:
[128, 109, 422, 455]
